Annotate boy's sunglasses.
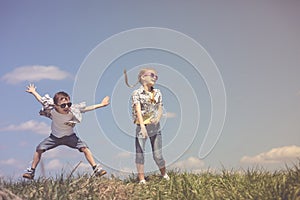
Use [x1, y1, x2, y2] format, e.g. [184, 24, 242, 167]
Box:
[57, 102, 72, 108]
[143, 72, 158, 80]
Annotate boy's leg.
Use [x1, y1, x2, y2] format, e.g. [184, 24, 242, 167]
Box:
[80, 147, 96, 166]
[34, 134, 60, 167]
[63, 134, 106, 176]
[80, 147, 107, 177]
[31, 150, 43, 169]
[63, 134, 94, 166]
[23, 150, 43, 179]
[23, 134, 59, 179]
[68, 134, 97, 167]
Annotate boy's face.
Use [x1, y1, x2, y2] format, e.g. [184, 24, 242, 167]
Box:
[142, 70, 158, 86]
[55, 97, 72, 114]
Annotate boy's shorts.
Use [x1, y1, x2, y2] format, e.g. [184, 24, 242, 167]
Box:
[36, 133, 88, 152]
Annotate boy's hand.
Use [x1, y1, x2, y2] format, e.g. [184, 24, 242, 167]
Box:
[100, 96, 110, 107]
[26, 83, 42, 103]
[82, 96, 110, 112]
[26, 83, 37, 94]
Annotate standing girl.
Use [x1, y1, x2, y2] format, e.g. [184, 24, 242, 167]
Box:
[125, 68, 169, 184]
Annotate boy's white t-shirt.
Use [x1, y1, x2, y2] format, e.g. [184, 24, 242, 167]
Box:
[50, 109, 74, 138]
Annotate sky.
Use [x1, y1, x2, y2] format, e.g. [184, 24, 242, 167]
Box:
[1, 0, 300, 180]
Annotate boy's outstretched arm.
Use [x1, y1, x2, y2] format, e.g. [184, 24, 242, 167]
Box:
[82, 96, 110, 112]
[26, 83, 42, 103]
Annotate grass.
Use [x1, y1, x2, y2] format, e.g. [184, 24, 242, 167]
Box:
[1, 163, 300, 200]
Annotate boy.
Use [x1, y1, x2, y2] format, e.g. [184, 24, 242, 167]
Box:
[23, 83, 109, 179]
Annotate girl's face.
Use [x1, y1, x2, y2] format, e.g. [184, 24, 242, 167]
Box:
[54, 97, 72, 114]
[142, 70, 158, 86]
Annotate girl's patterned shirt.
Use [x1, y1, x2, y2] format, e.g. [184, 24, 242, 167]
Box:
[131, 86, 163, 124]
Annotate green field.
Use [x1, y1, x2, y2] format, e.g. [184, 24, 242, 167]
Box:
[1, 163, 300, 200]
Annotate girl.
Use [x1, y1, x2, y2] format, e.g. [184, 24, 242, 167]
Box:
[125, 68, 169, 184]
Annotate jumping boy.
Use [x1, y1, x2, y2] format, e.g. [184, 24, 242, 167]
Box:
[22, 83, 109, 179]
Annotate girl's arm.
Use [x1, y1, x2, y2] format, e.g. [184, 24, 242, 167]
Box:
[151, 104, 163, 124]
[135, 102, 148, 138]
[157, 104, 163, 120]
[81, 96, 110, 112]
[26, 83, 43, 103]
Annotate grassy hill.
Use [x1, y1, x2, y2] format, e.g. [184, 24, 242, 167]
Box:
[1, 164, 300, 199]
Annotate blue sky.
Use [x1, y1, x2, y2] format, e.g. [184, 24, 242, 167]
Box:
[1, 0, 300, 180]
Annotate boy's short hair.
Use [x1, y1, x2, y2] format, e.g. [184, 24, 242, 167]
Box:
[53, 91, 70, 105]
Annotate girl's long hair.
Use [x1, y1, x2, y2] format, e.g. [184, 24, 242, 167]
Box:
[124, 69, 139, 88]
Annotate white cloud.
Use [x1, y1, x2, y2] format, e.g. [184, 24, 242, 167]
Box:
[170, 156, 205, 172]
[46, 159, 64, 170]
[240, 145, 300, 164]
[43, 148, 63, 159]
[45, 160, 91, 175]
[0, 158, 26, 171]
[43, 147, 81, 159]
[0, 120, 50, 135]
[0, 158, 19, 166]
[1, 65, 72, 84]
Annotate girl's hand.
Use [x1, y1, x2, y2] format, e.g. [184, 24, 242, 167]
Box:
[140, 125, 148, 138]
[151, 118, 160, 125]
[26, 83, 37, 94]
[100, 96, 110, 107]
